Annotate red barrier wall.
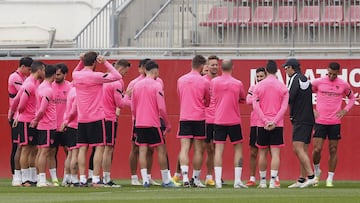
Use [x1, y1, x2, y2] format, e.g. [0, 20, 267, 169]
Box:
[1, 58, 360, 181]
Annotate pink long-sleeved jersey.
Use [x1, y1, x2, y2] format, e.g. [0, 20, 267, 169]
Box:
[15, 75, 40, 122]
[34, 80, 56, 130]
[63, 87, 78, 129]
[8, 70, 27, 118]
[103, 76, 125, 121]
[312, 77, 355, 125]
[253, 75, 289, 127]
[131, 77, 169, 128]
[177, 70, 210, 121]
[246, 85, 258, 127]
[212, 73, 246, 125]
[204, 74, 216, 124]
[72, 61, 122, 123]
[52, 80, 72, 131]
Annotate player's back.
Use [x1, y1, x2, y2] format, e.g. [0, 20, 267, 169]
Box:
[212, 73, 244, 125]
[132, 77, 162, 127]
[73, 70, 105, 123]
[177, 70, 210, 121]
[36, 81, 56, 130]
[255, 75, 288, 118]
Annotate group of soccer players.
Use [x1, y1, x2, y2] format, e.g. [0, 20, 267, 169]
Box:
[7, 52, 355, 188]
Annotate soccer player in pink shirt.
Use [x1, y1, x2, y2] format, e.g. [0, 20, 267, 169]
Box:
[203, 55, 220, 186]
[72, 52, 122, 187]
[102, 59, 130, 187]
[7, 56, 33, 186]
[126, 58, 161, 186]
[11, 61, 45, 186]
[30, 64, 57, 187]
[131, 60, 177, 187]
[311, 62, 355, 187]
[60, 86, 79, 186]
[211, 59, 247, 189]
[245, 67, 266, 187]
[253, 60, 289, 189]
[177, 55, 210, 187]
[50, 63, 72, 186]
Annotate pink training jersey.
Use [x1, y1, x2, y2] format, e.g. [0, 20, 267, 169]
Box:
[312, 77, 355, 125]
[34, 80, 57, 130]
[247, 85, 258, 127]
[8, 70, 27, 118]
[123, 74, 146, 108]
[177, 70, 210, 121]
[8, 70, 27, 107]
[15, 75, 40, 122]
[212, 73, 246, 125]
[52, 80, 72, 131]
[253, 75, 289, 127]
[131, 77, 169, 128]
[103, 76, 125, 122]
[63, 87, 78, 129]
[72, 61, 122, 123]
[204, 74, 216, 124]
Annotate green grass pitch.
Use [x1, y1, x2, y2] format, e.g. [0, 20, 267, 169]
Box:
[0, 180, 360, 203]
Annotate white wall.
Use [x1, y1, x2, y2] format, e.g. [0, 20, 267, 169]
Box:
[0, 0, 108, 45]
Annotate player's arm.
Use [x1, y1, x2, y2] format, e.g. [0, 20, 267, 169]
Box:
[204, 80, 211, 107]
[273, 89, 290, 126]
[288, 78, 299, 104]
[31, 94, 50, 128]
[9, 88, 24, 120]
[238, 82, 246, 104]
[337, 84, 356, 118]
[130, 88, 137, 120]
[114, 83, 125, 109]
[157, 87, 171, 132]
[16, 87, 31, 114]
[311, 78, 319, 93]
[246, 85, 255, 105]
[97, 57, 122, 83]
[252, 90, 266, 124]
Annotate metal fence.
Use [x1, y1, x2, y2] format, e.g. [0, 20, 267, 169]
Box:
[74, 0, 129, 48]
[133, 0, 360, 52]
[65, 0, 360, 56]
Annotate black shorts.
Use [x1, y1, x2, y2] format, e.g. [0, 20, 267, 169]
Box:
[214, 124, 243, 144]
[105, 120, 118, 146]
[292, 123, 313, 144]
[313, 124, 341, 140]
[249, 126, 258, 147]
[256, 127, 284, 148]
[205, 123, 215, 143]
[38, 129, 56, 148]
[177, 120, 206, 140]
[135, 127, 164, 147]
[64, 127, 78, 150]
[9, 119, 19, 144]
[18, 121, 38, 146]
[77, 120, 106, 147]
[54, 131, 71, 147]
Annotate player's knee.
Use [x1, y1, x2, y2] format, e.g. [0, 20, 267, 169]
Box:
[329, 146, 337, 155]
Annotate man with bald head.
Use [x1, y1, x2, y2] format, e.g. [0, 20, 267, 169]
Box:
[212, 59, 247, 189]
